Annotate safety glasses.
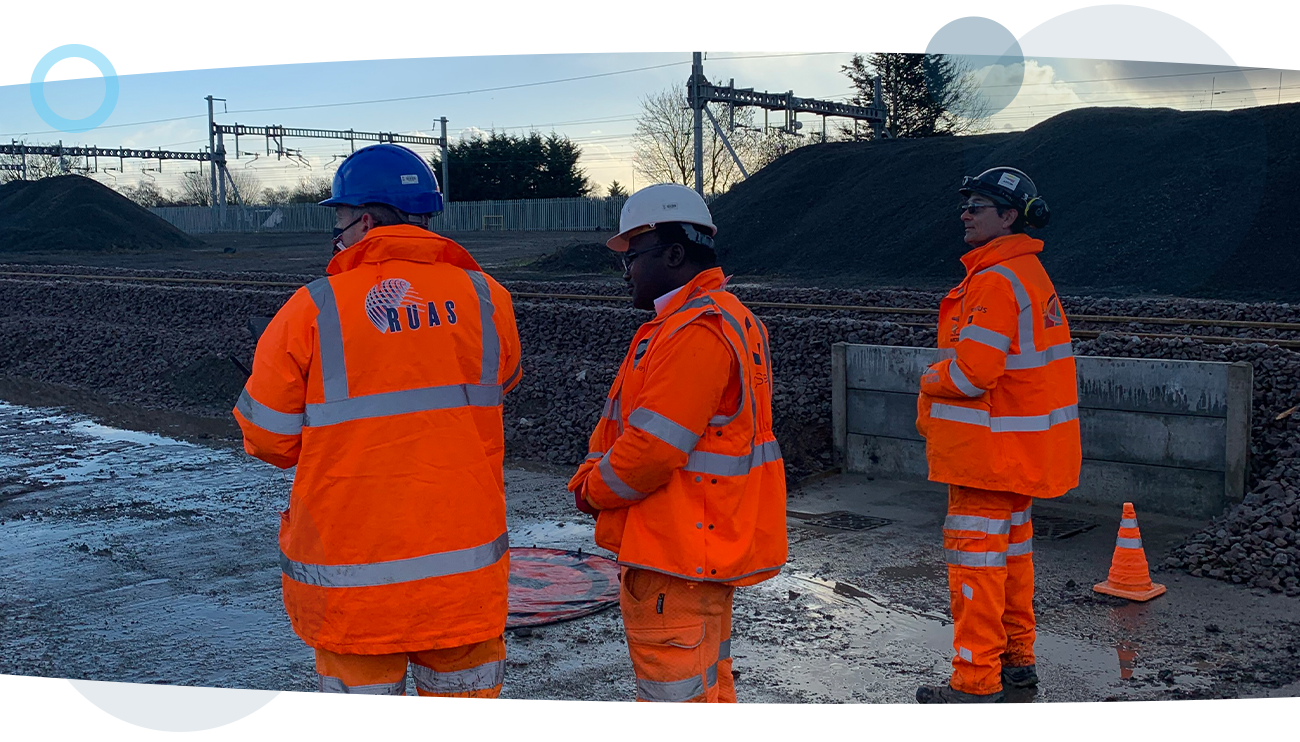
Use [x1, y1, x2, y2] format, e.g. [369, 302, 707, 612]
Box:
[621, 243, 673, 271]
[958, 203, 1000, 215]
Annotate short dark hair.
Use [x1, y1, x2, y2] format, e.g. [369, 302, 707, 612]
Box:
[351, 202, 431, 229]
[655, 222, 716, 267]
[995, 205, 1026, 234]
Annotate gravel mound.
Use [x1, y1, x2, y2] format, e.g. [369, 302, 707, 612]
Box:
[711, 103, 1300, 300]
[526, 242, 621, 275]
[0, 176, 202, 253]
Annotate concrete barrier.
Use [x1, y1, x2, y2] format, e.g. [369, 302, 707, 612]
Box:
[831, 343, 1253, 519]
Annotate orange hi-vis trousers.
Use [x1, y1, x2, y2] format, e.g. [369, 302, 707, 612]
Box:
[944, 485, 1035, 695]
[314, 635, 505, 697]
[620, 567, 736, 703]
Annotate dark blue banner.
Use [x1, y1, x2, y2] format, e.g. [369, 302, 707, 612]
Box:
[31, 680, 330, 738]
[925, 3, 1268, 68]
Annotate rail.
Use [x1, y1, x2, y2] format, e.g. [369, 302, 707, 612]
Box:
[2, 270, 1298, 349]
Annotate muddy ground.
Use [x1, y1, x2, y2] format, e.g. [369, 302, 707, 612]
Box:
[2, 239, 1298, 702]
[0, 231, 614, 279]
[2, 401, 1298, 703]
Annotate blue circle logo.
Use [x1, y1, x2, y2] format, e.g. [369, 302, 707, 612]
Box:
[30, 45, 119, 133]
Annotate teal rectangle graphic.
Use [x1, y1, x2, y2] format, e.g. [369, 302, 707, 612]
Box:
[925, 3, 1268, 68]
[31, 680, 330, 732]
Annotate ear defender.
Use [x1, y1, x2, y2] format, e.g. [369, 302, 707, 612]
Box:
[1023, 196, 1050, 229]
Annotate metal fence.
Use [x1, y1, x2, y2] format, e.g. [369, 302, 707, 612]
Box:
[150, 196, 633, 234]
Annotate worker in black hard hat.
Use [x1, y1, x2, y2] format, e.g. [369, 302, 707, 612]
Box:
[914, 167, 1081, 704]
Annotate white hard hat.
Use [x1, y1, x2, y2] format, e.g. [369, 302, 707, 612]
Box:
[607, 183, 717, 253]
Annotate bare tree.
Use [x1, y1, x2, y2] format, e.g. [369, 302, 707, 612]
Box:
[258, 176, 332, 205]
[632, 87, 761, 196]
[0, 146, 86, 184]
[174, 168, 262, 206]
[118, 180, 179, 208]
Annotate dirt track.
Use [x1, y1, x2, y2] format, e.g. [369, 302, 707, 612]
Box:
[0, 231, 613, 277]
[3, 402, 1297, 702]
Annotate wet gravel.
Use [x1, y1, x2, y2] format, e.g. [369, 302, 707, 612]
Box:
[1, 267, 1298, 596]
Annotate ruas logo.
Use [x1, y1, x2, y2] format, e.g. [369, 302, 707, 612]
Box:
[364, 278, 457, 334]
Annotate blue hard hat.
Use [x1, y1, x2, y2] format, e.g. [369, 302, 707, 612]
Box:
[319, 143, 443, 215]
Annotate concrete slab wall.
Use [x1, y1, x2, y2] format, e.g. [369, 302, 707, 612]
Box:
[831, 343, 1253, 519]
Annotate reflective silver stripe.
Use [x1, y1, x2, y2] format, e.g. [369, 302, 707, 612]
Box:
[944, 515, 1011, 535]
[1117, 537, 1143, 549]
[718, 639, 731, 661]
[930, 403, 1079, 433]
[411, 658, 505, 694]
[586, 452, 603, 461]
[597, 452, 649, 502]
[503, 363, 522, 391]
[1120, 518, 1139, 529]
[636, 674, 705, 702]
[282, 531, 508, 588]
[959, 324, 1012, 353]
[1010, 505, 1033, 526]
[706, 662, 718, 688]
[467, 271, 500, 386]
[236, 388, 303, 436]
[628, 407, 700, 454]
[948, 362, 985, 398]
[1005, 342, 1074, 371]
[945, 548, 1007, 568]
[959, 646, 974, 663]
[684, 440, 783, 477]
[930, 404, 991, 427]
[602, 397, 620, 421]
[307, 277, 349, 402]
[979, 263, 1032, 314]
[676, 295, 748, 429]
[977, 265, 1036, 369]
[303, 383, 502, 427]
[318, 674, 405, 695]
[1007, 538, 1034, 557]
[961, 584, 974, 600]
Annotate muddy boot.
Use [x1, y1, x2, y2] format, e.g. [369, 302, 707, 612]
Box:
[1001, 664, 1039, 689]
[915, 684, 1004, 703]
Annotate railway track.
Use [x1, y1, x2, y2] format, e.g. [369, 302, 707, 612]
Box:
[4, 269, 1300, 349]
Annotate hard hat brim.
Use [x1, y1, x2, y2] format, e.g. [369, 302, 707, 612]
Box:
[606, 224, 656, 253]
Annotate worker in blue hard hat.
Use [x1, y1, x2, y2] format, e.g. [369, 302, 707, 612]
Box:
[320, 142, 446, 254]
[235, 142, 522, 696]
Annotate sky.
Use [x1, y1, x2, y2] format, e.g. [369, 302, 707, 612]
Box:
[0, 52, 1293, 199]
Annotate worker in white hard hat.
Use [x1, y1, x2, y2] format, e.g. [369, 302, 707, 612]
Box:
[567, 183, 788, 702]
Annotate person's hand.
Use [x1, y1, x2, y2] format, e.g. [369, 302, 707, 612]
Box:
[575, 489, 599, 517]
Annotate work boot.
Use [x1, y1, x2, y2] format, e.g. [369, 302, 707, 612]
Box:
[915, 684, 1004, 703]
[1001, 664, 1039, 689]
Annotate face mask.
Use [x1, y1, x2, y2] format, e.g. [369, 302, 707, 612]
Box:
[331, 214, 365, 254]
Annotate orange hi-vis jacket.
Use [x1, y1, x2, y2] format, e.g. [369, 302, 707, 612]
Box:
[568, 268, 788, 587]
[233, 225, 522, 655]
[916, 233, 1081, 498]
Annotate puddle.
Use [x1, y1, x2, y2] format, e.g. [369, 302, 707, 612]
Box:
[735, 572, 1129, 702]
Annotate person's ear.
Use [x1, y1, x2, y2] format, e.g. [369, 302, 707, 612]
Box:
[665, 243, 686, 269]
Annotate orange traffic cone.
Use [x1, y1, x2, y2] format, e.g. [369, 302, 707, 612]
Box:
[1093, 502, 1167, 601]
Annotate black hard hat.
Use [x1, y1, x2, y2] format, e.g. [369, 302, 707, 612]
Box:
[959, 167, 1050, 229]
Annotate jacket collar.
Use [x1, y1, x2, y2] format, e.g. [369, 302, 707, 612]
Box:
[959, 233, 1043, 276]
[326, 225, 485, 276]
[654, 267, 728, 318]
